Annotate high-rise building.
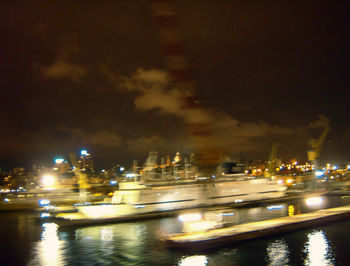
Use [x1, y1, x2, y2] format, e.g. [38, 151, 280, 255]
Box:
[78, 149, 94, 174]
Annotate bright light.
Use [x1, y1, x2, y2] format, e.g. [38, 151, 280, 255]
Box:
[178, 213, 202, 223]
[315, 170, 325, 177]
[110, 180, 117, 185]
[38, 223, 65, 265]
[286, 179, 293, 184]
[221, 212, 234, 216]
[305, 197, 323, 207]
[39, 199, 50, 206]
[267, 205, 284, 210]
[42, 174, 55, 188]
[178, 255, 208, 266]
[120, 166, 125, 171]
[126, 173, 135, 178]
[304, 230, 334, 265]
[332, 165, 337, 170]
[278, 180, 284, 184]
[54, 158, 64, 164]
[81, 149, 88, 156]
[40, 213, 50, 218]
[235, 199, 243, 203]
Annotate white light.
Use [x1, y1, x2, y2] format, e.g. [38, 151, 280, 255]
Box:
[42, 175, 55, 187]
[267, 205, 284, 210]
[305, 197, 323, 207]
[235, 199, 243, 203]
[120, 167, 125, 171]
[221, 212, 234, 216]
[55, 158, 64, 164]
[286, 179, 293, 184]
[39, 199, 50, 206]
[178, 255, 208, 266]
[81, 149, 88, 156]
[38, 223, 65, 265]
[315, 170, 325, 177]
[178, 213, 202, 223]
[278, 180, 284, 184]
[304, 230, 334, 265]
[126, 173, 135, 178]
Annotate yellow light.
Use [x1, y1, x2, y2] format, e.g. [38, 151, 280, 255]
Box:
[286, 179, 293, 184]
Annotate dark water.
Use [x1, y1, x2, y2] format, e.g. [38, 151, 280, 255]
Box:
[1, 195, 350, 265]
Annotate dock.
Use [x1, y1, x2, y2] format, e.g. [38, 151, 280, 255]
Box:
[164, 204, 350, 250]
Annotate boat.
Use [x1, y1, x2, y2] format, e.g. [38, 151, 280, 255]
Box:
[52, 173, 286, 226]
[51, 152, 286, 226]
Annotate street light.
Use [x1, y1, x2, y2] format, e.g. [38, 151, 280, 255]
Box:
[42, 174, 56, 189]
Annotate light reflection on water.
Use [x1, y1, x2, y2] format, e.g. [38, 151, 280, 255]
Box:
[29, 223, 66, 266]
[266, 239, 290, 266]
[303, 230, 335, 266]
[74, 223, 148, 265]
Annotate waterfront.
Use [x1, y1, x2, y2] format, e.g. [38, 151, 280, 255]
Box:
[1, 195, 350, 265]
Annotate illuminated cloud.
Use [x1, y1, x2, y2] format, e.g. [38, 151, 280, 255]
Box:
[35, 37, 86, 82]
[39, 61, 86, 82]
[106, 67, 332, 156]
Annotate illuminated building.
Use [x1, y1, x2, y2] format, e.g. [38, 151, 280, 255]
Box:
[78, 149, 94, 174]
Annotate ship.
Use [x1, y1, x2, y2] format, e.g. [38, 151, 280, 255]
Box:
[52, 153, 286, 226]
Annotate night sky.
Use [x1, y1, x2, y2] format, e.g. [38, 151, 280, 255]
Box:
[0, 1, 349, 170]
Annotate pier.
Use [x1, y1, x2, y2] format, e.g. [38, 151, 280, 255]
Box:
[164, 204, 350, 250]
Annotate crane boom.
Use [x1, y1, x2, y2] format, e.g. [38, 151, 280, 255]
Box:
[307, 125, 330, 161]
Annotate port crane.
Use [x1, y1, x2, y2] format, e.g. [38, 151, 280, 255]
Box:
[264, 142, 279, 178]
[306, 125, 330, 189]
[307, 125, 330, 162]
